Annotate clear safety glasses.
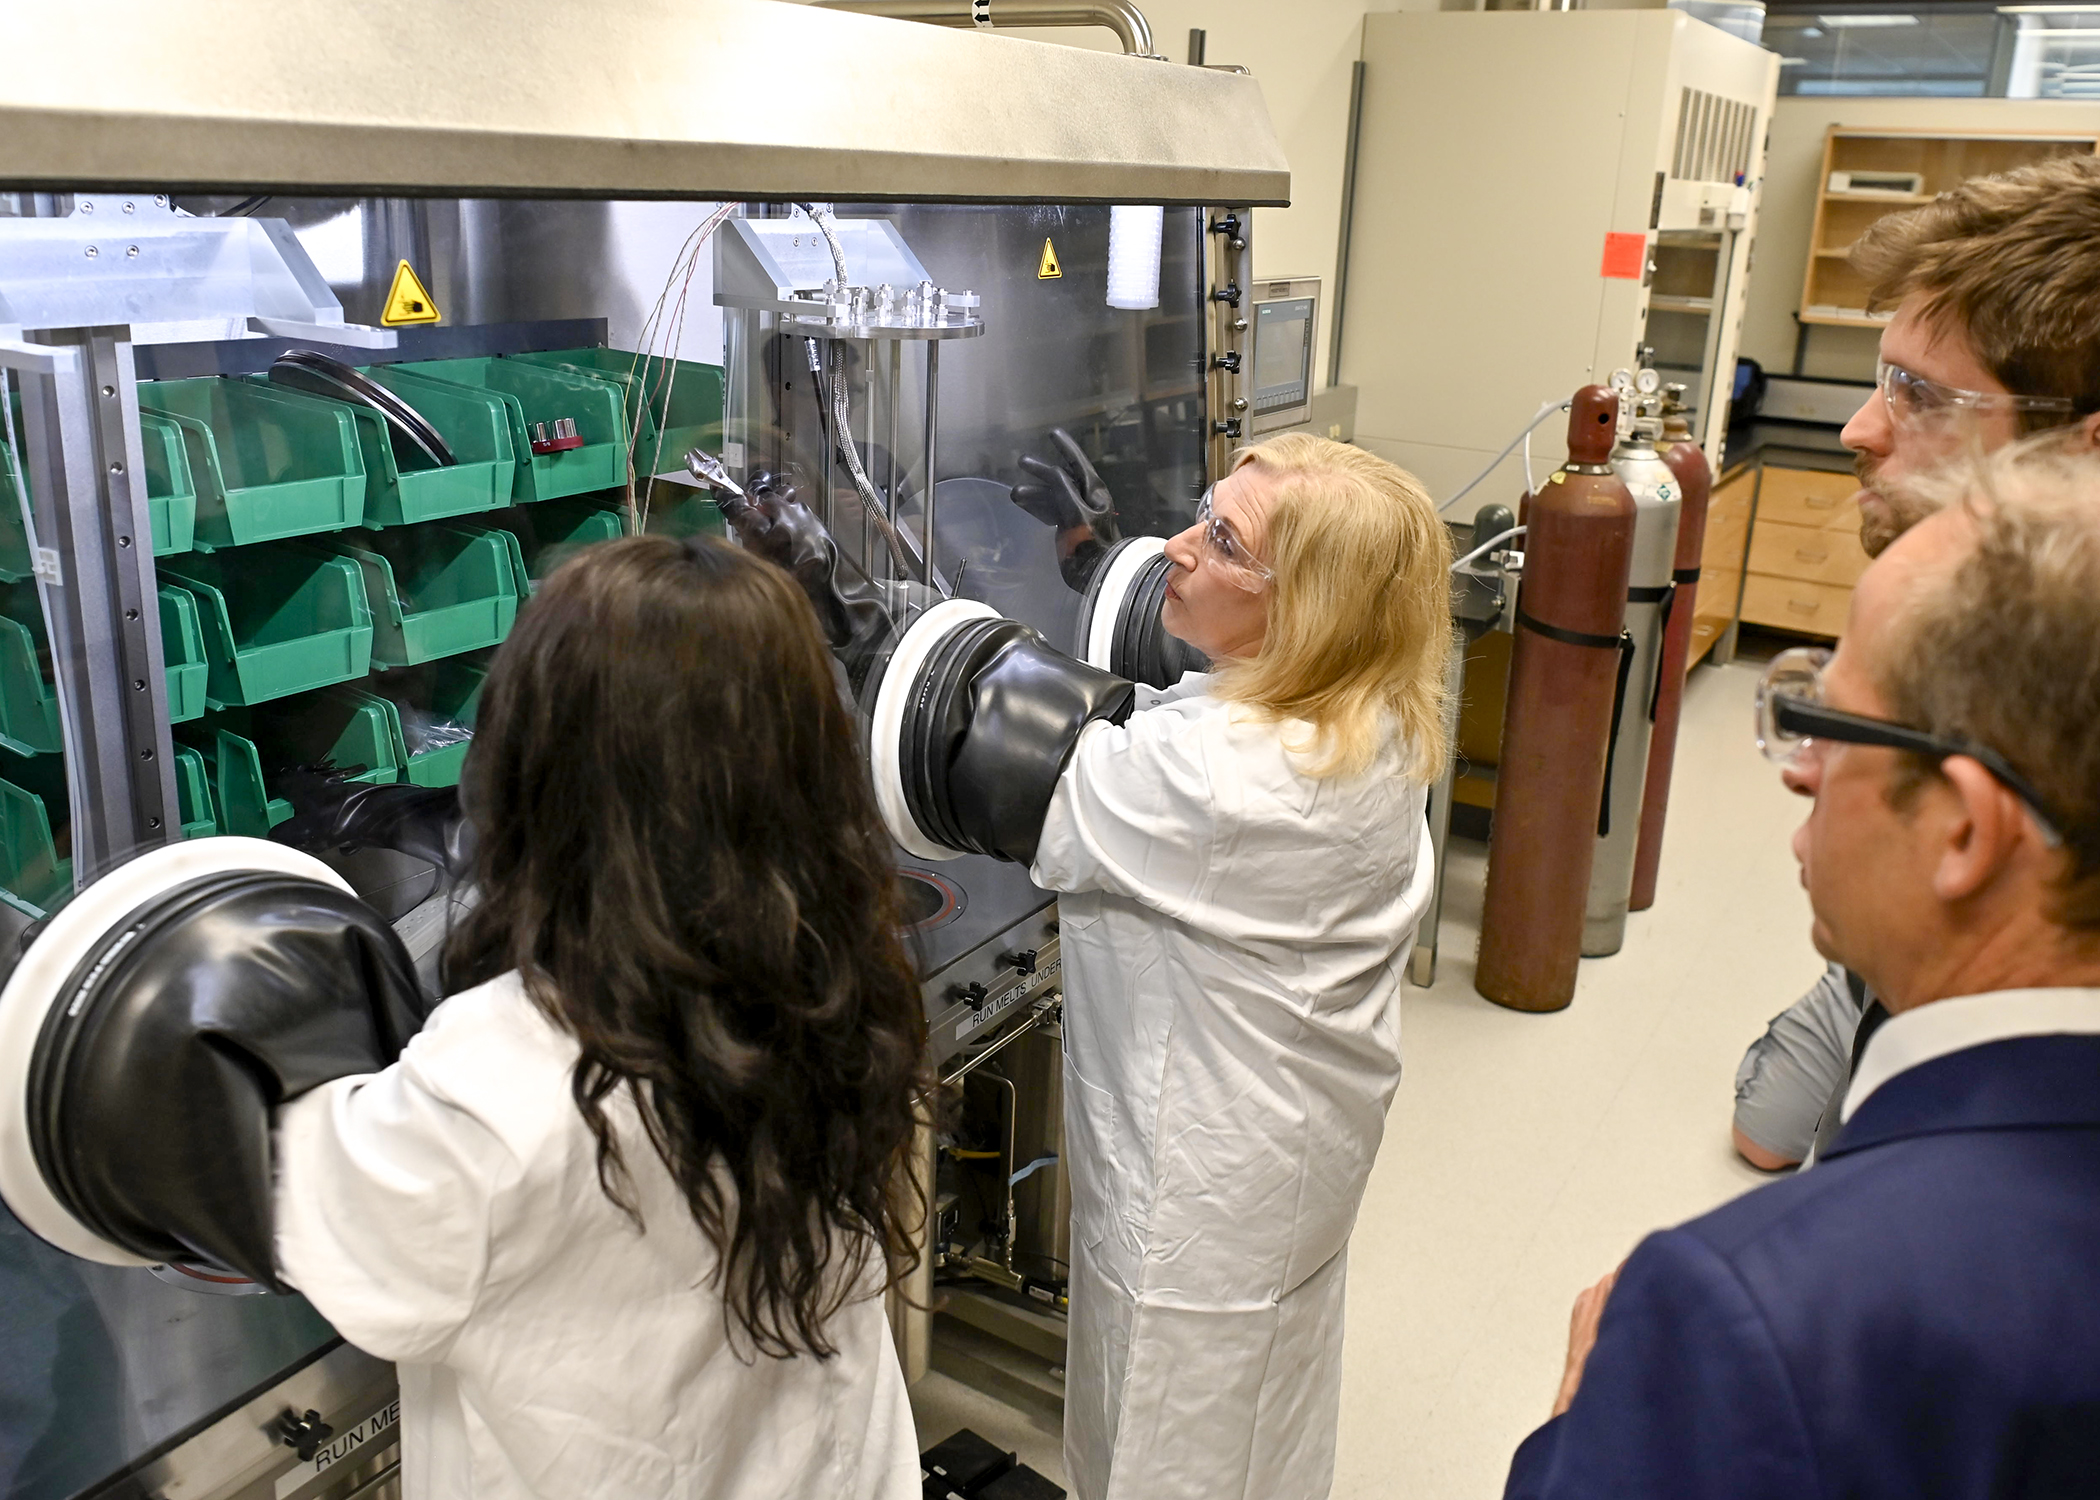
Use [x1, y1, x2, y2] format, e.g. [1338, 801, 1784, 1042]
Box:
[1193, 485, 1274, 592]
[1876, 359, 2073, 435]
[1753, 645, 2065, 847]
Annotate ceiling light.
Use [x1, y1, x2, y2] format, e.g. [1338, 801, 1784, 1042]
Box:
[1779, 55, 1811, 64]
[1801, 26, 1824, 37]
[1818, 13, 1920, 26]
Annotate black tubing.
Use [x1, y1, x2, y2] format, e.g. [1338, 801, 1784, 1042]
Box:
[26, 870, 426, 1287]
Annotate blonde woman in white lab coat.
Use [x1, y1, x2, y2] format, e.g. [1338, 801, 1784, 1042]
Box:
[1031, 435, 1451, 1500]
[271, 536, 929, 1500]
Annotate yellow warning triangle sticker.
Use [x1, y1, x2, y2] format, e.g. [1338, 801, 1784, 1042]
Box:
[1037, 238, 1063, 280]
[381, 260, 441, 326]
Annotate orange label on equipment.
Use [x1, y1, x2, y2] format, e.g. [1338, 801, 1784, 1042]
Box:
[381, 260, 441, 326]
[1600, 232, 1647, 280]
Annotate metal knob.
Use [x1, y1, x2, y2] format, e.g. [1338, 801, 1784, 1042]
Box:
[1210, 284, 1242, 307]
[1211, 351, 1242, 373]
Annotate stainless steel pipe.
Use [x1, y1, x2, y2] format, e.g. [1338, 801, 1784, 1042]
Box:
[813, 0, 1157, 57]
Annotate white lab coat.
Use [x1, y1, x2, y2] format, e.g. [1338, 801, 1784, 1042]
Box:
[273, 972, 920, 1500]
[1031, 675, 1433, 1500]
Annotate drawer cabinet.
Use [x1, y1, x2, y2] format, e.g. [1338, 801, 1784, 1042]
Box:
[1747, 518, 1870, 590]
[1735, 463, 1865, 642]
[1688, 466, 1757, 667]
[1751, 466, 1859, 530]
[1739, 573, 1853, 636]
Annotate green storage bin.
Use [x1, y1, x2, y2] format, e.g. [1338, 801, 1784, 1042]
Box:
[381, 358, 627, 502]
[0, 747, 70, 913]
[323, 526, 519, 669]
[174, 725, 294, 839]
[159, 584, 210, 724]
[0, 438, 27, 583]
[222, 688, 404, 786]
[0, 585, 58, 755]
[357, 657, 486, 787]
[173, 743, 217, 840]
[0, 411, 198, 579]
[250, 374, 516, 529]
[488, 497, 625, 594]
[137, 377, 367, 549]
[139, 410, 199, 556]
[0, 583, 207, 755]
[161, 546, 375, 709]
[509, 349, 723, 478]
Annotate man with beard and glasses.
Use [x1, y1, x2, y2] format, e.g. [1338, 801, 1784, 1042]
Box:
[1731, 154, 2100, 1175]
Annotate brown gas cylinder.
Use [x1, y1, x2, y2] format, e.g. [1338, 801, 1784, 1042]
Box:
[1475, 387, 1638, 1013]
[1628, 413, 1714, 912]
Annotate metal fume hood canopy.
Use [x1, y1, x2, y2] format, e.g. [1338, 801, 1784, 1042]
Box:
[0, 0, 1291, 206]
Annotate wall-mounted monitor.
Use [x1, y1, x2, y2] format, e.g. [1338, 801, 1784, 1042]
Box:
[1250, 277, 1319, 434]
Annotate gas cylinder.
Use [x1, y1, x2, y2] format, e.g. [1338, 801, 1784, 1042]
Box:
[1629, 405, 1714, 911]
[1476, 387, 1637, 1014]
[1581, 413, 1682, 956]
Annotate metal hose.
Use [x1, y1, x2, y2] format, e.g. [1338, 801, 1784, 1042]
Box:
[811, 0, 1157, 57]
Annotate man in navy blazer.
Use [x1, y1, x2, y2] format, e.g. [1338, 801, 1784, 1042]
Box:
[1505, 438, 2100, 1500]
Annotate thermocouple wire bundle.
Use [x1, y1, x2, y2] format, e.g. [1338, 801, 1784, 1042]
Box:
[626, 201, 741, 532]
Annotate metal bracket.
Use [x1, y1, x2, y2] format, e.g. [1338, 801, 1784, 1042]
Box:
[0, 329, 178, 883]
[248, 316, 400, 350]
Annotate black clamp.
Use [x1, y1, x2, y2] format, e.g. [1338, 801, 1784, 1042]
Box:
[276, 1409, 335, 1463]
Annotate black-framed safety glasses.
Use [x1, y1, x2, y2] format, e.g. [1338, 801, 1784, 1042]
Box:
[1754, 646, 2065, 848]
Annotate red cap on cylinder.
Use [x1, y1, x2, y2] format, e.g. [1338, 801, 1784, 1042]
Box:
[1565, 385, 1618, 465]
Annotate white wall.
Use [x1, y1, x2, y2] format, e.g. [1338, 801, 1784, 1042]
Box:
[1738, 96, 2100, 384]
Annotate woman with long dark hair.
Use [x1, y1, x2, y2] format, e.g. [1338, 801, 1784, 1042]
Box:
[271, 536, 929, 1499]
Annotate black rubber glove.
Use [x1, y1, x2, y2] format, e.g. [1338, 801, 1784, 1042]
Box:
[1013, 429, 1121, 591]
[26, 870, 426, 1287]
[891, 612, 1136, 866]
[712, 471, 898, 693]
[273, 772, 473, 878]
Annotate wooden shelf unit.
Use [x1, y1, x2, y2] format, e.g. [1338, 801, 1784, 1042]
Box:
[1799, 128, 2099, 328]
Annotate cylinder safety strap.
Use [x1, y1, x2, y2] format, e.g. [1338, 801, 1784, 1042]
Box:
[1515, 608, 1622, 653]
[1674, 566, 1701, 585]
[1598, 629, 1638, 838]
[1648, 584, 1678, 722]
[1516, 608, 1638, 837]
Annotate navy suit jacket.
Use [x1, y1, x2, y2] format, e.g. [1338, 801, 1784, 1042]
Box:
[1505, 1033, 2100, 1500]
